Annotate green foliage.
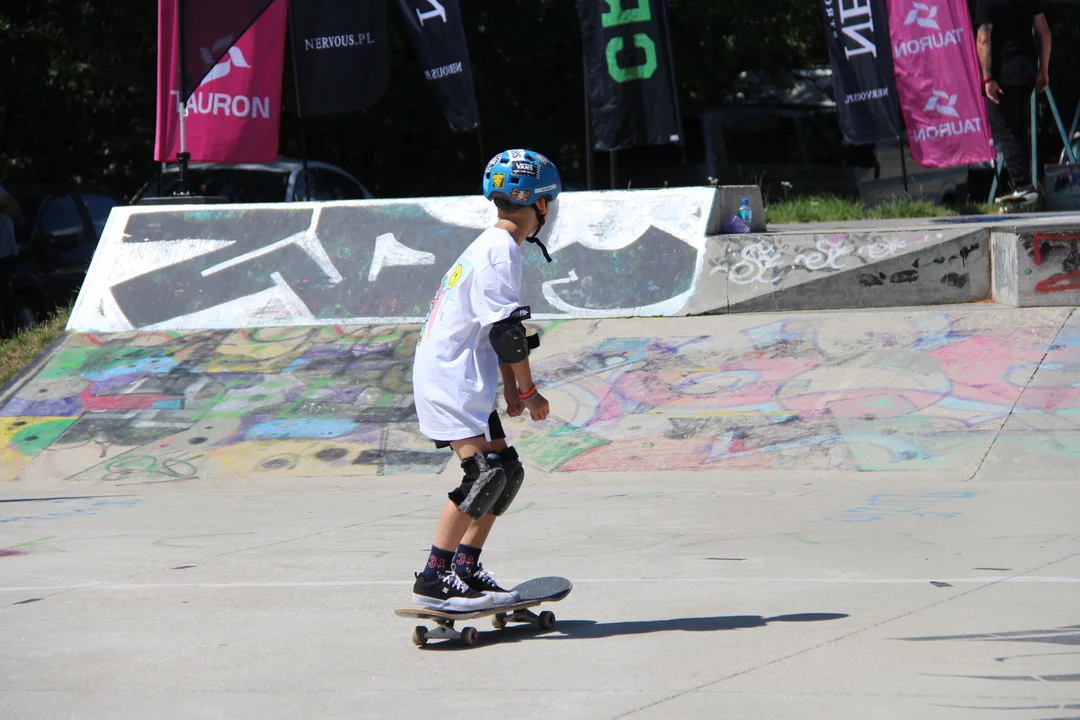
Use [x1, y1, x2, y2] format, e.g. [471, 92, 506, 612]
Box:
[1, 1, 1078, 202]
[765, 194, 995, 224]
[0, 303, 71, 388]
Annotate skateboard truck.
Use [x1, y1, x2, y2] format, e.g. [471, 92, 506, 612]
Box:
[412, 618, 480, 648]
[492, 607, 556, 630]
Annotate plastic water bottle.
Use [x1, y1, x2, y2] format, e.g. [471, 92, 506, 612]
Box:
[738, 198, 753, 226]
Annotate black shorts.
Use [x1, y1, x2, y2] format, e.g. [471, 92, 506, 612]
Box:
[432, 411, 506, 449]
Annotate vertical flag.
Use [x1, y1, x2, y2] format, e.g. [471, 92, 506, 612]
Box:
[577, 0, 682, 150]
[155, 0, 287, 163]
[397, 0, 481, 132]
[819, 0, 904, 144]
[888, 0, 994, 167]
[290, 0, 391, 117]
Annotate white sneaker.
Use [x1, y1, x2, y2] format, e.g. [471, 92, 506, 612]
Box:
[411, 571, 495, 612]
[997, 186, 1038, 204]
[460, 564, 521, 606]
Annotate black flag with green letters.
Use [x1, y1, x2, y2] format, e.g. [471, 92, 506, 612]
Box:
[577, 0, 682, 151]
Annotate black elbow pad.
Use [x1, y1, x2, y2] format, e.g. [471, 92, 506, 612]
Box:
[490, 322, 529, 364]
[490, 307, 533, 364]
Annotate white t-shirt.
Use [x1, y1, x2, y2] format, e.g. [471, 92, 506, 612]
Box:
[413, 227, 523, 441]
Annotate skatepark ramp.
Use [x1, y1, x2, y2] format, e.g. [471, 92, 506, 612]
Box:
[63, 189, 1051, 333]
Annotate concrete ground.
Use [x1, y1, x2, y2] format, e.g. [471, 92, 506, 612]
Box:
[3, 307, 1080, 719]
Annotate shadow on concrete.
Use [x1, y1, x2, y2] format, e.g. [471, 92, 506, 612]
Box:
[419, 612, 848, 652]
[547, 612, 849, 639]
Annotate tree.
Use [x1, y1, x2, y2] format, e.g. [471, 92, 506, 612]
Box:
[1, 0, 1077, 201]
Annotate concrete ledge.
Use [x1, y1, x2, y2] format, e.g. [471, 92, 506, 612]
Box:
[683, 227, 990, 315]
[993, 229, 1080, 307]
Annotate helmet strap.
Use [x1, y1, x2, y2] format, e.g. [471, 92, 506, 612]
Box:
[525, 204, 553, 263]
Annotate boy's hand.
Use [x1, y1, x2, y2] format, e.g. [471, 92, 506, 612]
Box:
[505, 387, 525, 417]
[525, 392, 549, 421]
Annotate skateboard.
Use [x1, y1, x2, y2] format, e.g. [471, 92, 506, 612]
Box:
[395, 576, 572, 647]
[996, 195, 1040, 214]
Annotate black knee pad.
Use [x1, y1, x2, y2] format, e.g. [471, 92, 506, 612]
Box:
[489, 446, 525, 516]
[450, 452, 507, 519]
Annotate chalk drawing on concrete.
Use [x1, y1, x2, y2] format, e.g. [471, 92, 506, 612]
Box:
[6, 310, 1079, 481]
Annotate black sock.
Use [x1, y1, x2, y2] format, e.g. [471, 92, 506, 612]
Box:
[421, 545, 454, 580]
[453, 543, 483, 577]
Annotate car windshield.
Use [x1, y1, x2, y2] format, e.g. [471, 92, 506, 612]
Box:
[153, 168, 290, 204]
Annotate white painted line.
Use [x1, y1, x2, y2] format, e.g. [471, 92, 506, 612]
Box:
[2, 577, 1079, 593]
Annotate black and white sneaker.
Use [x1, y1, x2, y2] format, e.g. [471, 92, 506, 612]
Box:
[997, 185, 1038, 204]
[412, 571, 495, 612]
[460, 564, 520, 606]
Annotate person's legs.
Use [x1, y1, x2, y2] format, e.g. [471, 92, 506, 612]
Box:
[432, 435, 498, 550]
[411, 433, 506, 611]
[451, 413, 523, 605]
[990, 84, 1036, 196]
[459, 437, 506, 549]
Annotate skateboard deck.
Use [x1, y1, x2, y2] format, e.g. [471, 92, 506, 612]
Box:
[997, 196, 1039, 214]
[395, 576, 572, 647]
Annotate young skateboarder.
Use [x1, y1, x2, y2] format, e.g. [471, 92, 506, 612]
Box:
[410, 149, 561, 611]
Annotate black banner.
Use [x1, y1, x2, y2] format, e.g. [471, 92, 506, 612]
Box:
[820, 0, 903, 144]
[577, 0, 681, 151]
[289, 0, 390, 117]
[397, 0, 480, 132]
[180, 0, 276, 100]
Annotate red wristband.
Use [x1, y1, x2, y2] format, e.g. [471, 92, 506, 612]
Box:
[518, 385, 538, 400]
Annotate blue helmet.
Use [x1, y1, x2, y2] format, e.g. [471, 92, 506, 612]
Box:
[482, 149, 562, 208]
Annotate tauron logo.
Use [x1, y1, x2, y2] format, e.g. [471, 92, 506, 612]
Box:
[199, 41, 250, 86]
[904, 2, 939, 30]
[924, 90, 959, 118]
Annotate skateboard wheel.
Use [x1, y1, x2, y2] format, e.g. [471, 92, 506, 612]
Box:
[412, 626, 428, 647]
[538, 611, 556, 630]
[461, 626, 479, 646]
[492, 613, 507, 629]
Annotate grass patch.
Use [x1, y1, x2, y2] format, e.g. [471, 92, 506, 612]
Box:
[766, 195, 993, 224]
[0, 304, 72, 388]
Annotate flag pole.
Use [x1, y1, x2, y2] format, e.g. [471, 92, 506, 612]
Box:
[176, 0, 191, 195]
[656, 0, 685, 164]
[582, 40, 595, 191]
[286, 0, 311, 200]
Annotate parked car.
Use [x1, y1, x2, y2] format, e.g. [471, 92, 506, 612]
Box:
[615, 105, 971, 206]
[2, 184, 120, 334]
[129, 157, 374, 205]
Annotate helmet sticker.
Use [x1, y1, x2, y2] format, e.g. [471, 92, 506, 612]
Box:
[485, 156, 500, 172]
[534, 184, 557, 194]
[532, 152, 551, 166]
[510, 188, 531, 203]
[508, 149, 526, 160]
[511, 161, 540, 178]
[492, 173, 505, 189]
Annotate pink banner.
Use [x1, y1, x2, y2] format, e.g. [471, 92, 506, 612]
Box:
[888, 0, 994, 168]
[154, 0, 286, 163]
